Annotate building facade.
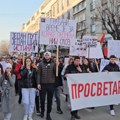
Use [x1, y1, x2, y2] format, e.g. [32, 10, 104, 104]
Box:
[21, 0, 117, 55]
[21, 0, 82, 32]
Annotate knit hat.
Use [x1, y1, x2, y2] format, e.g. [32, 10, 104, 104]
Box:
[44, 51, 51, 58]
[3, 63, 12, 72]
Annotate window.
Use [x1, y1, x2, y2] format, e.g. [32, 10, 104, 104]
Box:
[73, 1, 86, 14]
[77, 21, 86, 31]
[61, 0, 64, 10]
[67, 0, 69, 6]
[91, 24, 96, 33]
[67, 11, 70, 19]
[90, 0, 95, 11]
[101, 0, 107, 5]
[57, 2, 59, 13]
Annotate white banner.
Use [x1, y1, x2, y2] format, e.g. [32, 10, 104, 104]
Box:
[100, 59, 120, 71]
[67, 72, 120, 111]
[10, 32, 39, 52]
[108, 40, 120, 58]
[40, 18, 76, 46]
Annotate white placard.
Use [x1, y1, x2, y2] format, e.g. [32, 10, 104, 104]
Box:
[40, 18, 76, 46]
[86, 42, 104, 58]
[82, 35, 98, 47]
[10, 32, 39, 52]
[67, 72, 120, 111]
[69, 39, 87, 56]
[108, 40, 120, 58]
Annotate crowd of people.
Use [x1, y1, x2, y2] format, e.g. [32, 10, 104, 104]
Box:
[0, 51, 119, 120]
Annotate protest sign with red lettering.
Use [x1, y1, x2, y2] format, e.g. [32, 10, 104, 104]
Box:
[69, 39, 87, 56]
[10, 32, 38, 52]
[40, 18, 76, 46]
[67, 72, 120, 111]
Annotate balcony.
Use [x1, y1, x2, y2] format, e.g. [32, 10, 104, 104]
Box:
[73, 1, 86, 15]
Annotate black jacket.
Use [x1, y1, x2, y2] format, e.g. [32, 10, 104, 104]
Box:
[102, 62, 120, 72]
[65, 63, 83, 74]
[20, 67, 37, 88]
[37, 58, 56, 84]
[55, 63, 64, 87]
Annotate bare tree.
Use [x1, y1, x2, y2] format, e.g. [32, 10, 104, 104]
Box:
[97, 0, 120, 40]
[0, 40, 9, 55]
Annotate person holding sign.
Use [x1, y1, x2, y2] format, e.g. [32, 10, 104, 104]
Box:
[65, 56, 83, 120]
[102, 55, 120, 116]
[37, 51, 56, 120]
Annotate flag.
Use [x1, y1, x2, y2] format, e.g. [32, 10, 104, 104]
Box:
[100, 34, 105, 44]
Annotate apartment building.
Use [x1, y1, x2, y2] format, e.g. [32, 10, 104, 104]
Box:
[21, 0, 117, 48]
[21, 0, 82, 32]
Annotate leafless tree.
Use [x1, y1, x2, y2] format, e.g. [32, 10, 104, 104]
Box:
[97, 0, 120, 40]
[0, 40, 9, 55]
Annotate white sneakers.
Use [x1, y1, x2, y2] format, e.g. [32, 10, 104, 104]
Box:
[23, 115, 33, 120]
[28, 117, 33, 120]
[23, 115, 28, 120]
[110, 110, 115, 116]
[4, 113, 12, 120]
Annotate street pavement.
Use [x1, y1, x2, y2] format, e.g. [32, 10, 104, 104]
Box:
[0, 94, 120, 120]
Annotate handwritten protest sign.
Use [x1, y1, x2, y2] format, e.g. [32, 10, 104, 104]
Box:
[86, 42, 104, 58]
[108, 40, 120, 58]
[82, 35, 98, 47]
[40, 18, 76, 46]
[70, 39, 87, 56]
[10, 32, 38, 52]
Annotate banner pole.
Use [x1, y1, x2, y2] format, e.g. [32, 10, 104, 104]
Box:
[22, 53, 25, 66]
[95, 58, 99, 72]
[88, 43, 90, 59]
[56, 45, 59, 77]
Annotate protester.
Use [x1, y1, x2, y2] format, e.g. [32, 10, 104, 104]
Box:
[37, 51, 56, 120]
[0, 63, 15, 120]
[82, 58, 91, 73]
[14, 55, 23, 103]
[54, 57, 64, 114]
[61, 57, 74, 102]
[89, 59, 99, 72]
[32, 57, 40, 115]
[0, 63, 4, 103]
[65, 56, 83, 120]
[20, 57, 37, 120]
[102, 55, 120, 116]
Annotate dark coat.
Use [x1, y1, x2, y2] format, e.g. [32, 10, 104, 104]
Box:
[65, 63, 83, 74]
[55, 63, 64, 87]
[20, 67, 37, 88]
[37, 58, 56, 84]
[102, 62, 120, 72]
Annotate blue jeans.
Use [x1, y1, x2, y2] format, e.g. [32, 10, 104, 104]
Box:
[55, 86, 61, 110]
[22, 88, 36, 117]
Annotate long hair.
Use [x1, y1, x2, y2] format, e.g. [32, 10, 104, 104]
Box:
[24, 57, 33, 69]
[0, 64, 4, 75]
